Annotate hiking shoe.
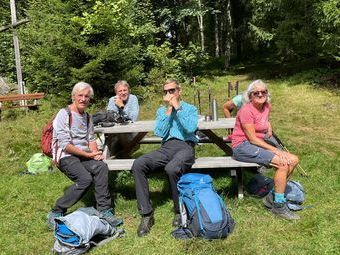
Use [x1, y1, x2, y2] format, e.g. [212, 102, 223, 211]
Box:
[262, 192, 274, 209]
[137, 213, 155, 237]
[172, 213, 182, 227]
[271, 202, 300, 220]
[100, 208, 123, 227]
[47, 211, 63, 230]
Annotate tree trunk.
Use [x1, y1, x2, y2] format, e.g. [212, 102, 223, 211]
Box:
[197, 0, 205, 51]
[214, 12, 219, 57]
[224, 0, 232, 69]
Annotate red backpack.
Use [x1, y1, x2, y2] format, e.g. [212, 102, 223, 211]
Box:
[41, 107, 72, 158]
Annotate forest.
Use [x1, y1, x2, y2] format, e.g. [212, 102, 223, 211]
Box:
[0, 0, 339, 96]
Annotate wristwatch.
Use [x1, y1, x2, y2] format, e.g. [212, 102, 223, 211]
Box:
[176, 106, 183, 112]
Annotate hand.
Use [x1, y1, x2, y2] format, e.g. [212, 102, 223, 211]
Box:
[169, 96, 180, 109]
[88, 151, 104, 161]
[114, 97, 124, 109]
[163, 93, 173, 104]
[267, 130, 272, 137]
[164, 94, 179, 108]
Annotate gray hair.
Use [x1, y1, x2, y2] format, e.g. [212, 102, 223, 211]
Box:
[164, 79, 181, 89]
[114, 80, 130, 92]
[71, 81, 94, 98]
[243, 79, 271, 103]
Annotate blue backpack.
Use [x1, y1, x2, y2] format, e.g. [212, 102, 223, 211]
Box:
[177, 173, 235, 239]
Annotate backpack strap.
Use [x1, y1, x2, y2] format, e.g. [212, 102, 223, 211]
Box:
[64, 107, 72, 136]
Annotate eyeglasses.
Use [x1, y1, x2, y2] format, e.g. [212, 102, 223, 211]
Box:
[252, 90, 268, 97]
[163, 88, 177, 95]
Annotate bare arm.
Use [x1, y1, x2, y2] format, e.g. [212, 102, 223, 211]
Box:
[223, 100, 236, 118]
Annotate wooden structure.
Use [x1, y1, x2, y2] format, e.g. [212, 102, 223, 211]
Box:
[0, 93, 44, 120]
[95, 118, 259, 198]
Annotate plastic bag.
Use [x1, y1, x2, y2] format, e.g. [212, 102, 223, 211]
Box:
[25, 153, 53, 174]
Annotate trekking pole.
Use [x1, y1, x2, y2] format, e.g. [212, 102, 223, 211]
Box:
[272, 132, 308, 177]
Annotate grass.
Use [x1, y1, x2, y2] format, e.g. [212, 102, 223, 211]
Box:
[0, 71, 339, 255]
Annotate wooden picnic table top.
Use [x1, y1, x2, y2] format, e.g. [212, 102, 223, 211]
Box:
[94, 118, 236, 134]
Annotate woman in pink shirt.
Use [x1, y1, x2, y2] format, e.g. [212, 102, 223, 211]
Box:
[232, 80, 300, 220]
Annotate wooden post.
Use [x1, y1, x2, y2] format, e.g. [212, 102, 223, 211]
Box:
[197, 89, 202, 115]
[10, 0, 24, 97]
[227, 82, 232, 98]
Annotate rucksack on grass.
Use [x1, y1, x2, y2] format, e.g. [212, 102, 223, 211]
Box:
[247, 174, 306, 211]
[52, 207, 124, 255]
[247, 174, 274, 197]
[176, 173, 235, 240]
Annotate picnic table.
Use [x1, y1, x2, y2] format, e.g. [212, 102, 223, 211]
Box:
[94, 118, 259, 198]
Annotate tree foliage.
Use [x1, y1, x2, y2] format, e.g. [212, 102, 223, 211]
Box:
[0, 0, 338, 95]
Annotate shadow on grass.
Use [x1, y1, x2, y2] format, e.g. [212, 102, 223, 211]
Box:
[200, 56, 339, 90]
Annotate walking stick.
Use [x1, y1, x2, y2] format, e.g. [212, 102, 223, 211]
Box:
[272, 132, 308, 177]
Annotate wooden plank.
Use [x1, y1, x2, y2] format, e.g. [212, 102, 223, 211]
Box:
[139, 136, 231, 144]
[95, 118, 236, 134]
[3, 103, 41, 109]
[0, 93, 45, 102]
[105, 156, 258, 171]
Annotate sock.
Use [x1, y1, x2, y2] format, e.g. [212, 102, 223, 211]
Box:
[274, 192, 286, 203]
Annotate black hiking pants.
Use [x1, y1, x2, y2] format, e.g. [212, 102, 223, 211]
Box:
[53, 156, 112, 213]
[132, 139, 195, 215]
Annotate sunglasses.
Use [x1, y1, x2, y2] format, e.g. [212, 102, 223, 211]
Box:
[252, 90, 268, 97]
[163, 88, 177, 95]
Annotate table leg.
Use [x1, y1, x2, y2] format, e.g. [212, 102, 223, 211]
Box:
[121, 132, 148, 157]
[230, 168, 244, 199]
[200, 129, 233, 155]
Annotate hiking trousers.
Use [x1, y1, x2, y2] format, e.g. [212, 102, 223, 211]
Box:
[53, 156, 112, 213]
[132, 139, 195, 215]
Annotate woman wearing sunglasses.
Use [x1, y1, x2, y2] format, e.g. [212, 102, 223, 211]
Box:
[231, 80, 300, 220]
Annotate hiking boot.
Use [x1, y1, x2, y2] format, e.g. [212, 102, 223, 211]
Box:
[271, 202, 300, 220]
[137, 213, 155, 237]
[262, 192, 274, 209]
[47, 211, 63, 230]
[100, 208, 123, 227]
[172, 213, 181, 227]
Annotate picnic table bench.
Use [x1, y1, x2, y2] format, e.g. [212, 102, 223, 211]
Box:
[0, 93, 45, 120]
[104, 157, 258, 198]
[95, 118, 259, 198]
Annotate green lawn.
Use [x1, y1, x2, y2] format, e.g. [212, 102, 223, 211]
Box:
[0, 73, 339, 255]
